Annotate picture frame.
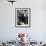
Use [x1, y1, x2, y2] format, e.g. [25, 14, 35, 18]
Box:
[15, 8, 31, 27]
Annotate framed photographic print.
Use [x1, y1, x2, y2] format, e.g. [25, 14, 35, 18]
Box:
[15, 8, 31, 27]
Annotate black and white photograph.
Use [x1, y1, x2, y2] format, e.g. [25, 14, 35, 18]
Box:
[15, 8, 31, 27]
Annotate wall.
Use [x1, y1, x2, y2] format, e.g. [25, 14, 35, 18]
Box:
[0, 0, 46, 42]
